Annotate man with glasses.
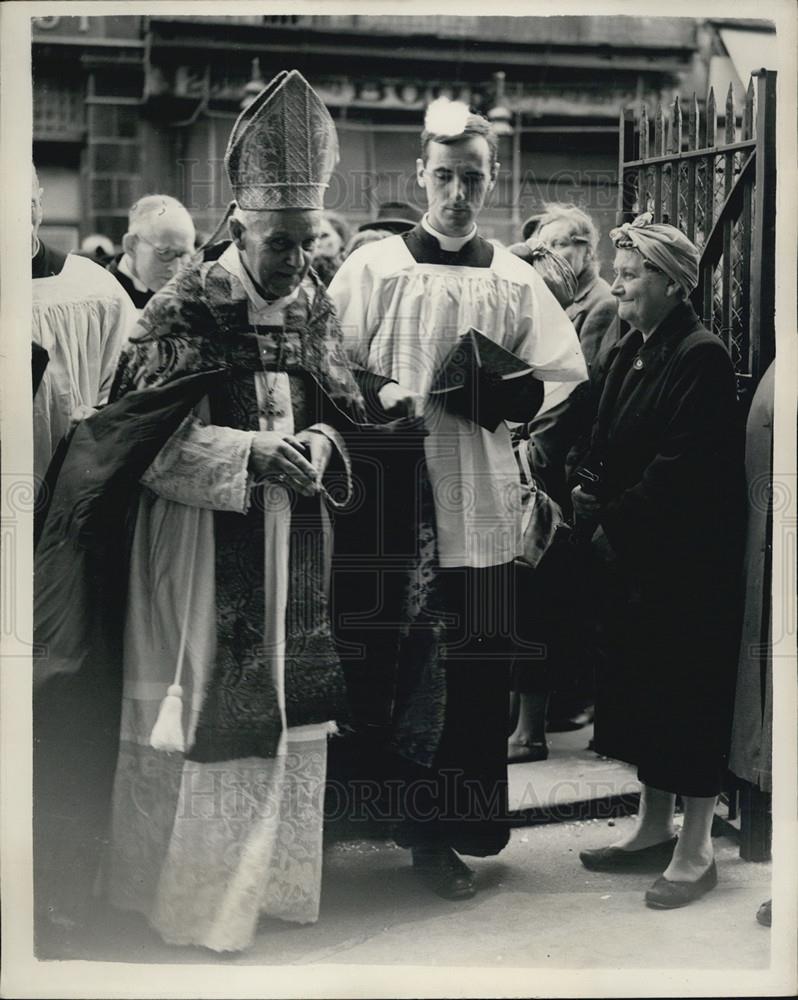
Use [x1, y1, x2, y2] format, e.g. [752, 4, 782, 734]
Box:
[108, 194, 196, 309]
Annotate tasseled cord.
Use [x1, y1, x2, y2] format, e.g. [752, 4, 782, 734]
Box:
[149, 683, 186, 753]
[149, 202, 234, 753]
[149, 512, 201, 754]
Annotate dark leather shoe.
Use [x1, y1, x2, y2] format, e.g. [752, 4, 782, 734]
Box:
[508, 739, 549, 764]
[579, 836, 678, 873]
[412, 846, 476, 901]
[644, 860, 718, 909]
[756, 899, 772, 927]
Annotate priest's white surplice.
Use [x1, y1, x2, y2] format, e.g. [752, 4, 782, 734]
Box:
[329, 233, 588, 568]
[32, 253, 137, 482]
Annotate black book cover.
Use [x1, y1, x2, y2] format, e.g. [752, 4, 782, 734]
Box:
[429, 328, 541, 431]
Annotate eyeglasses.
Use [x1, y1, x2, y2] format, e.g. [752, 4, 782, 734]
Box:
[547, 236, 589, 251]
[136, 234, 193, 263]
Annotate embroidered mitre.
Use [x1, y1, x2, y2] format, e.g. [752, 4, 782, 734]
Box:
[224, 69, 339, 211]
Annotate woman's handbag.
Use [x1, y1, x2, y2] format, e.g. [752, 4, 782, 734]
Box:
[515, 436, 568, 570]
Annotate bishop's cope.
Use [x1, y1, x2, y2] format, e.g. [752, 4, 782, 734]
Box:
[329, 97, 588, 900]
[33, 70, 409, 954]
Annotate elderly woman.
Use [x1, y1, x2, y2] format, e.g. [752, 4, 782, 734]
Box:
[532, 203, 617, 375]
[519, 205, 617, 507]
[573, 214, 743, 908]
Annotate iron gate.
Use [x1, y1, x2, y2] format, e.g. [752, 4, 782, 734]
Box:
[616, 70, 778, 861]
[617, 69, 777, 408]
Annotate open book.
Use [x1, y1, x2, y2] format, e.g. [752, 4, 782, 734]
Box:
[428, 328, 542, 431]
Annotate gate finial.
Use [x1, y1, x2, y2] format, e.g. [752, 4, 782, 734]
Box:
[705, 87, 717, 148]
[725, 83, 736, 144]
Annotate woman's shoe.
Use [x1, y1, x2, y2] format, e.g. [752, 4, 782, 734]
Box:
[756, 899, 772, 927]
[579, 836, 678, 872]
[507, 739, 549, 764]
[644, 860, 718, 909]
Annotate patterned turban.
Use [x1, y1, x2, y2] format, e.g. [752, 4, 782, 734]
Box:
[609, 212, 700, 294]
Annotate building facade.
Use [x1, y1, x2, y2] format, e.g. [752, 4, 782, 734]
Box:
[32, 14, 767, 270]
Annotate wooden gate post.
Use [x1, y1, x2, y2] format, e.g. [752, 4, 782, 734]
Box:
[739, 784, 773, 862]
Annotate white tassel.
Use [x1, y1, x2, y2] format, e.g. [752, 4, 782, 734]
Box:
[149, 509, 201, 754]
[149, 684, 186, 753]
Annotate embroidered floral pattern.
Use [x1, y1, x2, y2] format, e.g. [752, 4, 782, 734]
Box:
[106, 738, 328, 952]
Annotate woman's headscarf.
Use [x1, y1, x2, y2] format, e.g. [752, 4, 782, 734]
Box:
[509, 240, 578, 308]
[609, 212, 699, 294]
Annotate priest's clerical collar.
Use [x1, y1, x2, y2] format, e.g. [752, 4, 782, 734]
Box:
[421, 213, 477, 252]
[31, 239, 68, 279]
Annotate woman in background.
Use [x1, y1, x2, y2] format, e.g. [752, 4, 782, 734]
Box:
[531, 203, 616, 376]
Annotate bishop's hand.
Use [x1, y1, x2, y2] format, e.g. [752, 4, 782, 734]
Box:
[249, 431, 319, 496]
[295, 429, 333, 486]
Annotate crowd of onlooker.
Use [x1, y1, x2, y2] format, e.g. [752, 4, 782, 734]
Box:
[36, 175, 773, 802]
[32, 157, 773, 937]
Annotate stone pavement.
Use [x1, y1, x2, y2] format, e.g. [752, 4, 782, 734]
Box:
[42, 727, 773, 975]
[507, 725, 639, 822]
[53, 816, 771, 973]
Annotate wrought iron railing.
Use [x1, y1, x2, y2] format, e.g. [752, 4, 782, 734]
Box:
[617, 70, 777, 401]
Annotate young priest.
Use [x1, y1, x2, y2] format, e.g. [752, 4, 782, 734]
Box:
[329, 99, 587, 900]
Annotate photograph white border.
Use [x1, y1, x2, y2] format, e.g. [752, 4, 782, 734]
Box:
[2, 1, 796, 996]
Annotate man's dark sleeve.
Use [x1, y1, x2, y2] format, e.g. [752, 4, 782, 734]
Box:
[32, 342, 49, 396]
[524, 382, 594, 507]
[352, 368, 397, 423]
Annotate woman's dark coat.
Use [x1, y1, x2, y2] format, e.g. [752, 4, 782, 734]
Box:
[582, 299, 744, 796]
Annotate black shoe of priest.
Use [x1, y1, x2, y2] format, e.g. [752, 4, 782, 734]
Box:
[411, 845, 477, 901]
